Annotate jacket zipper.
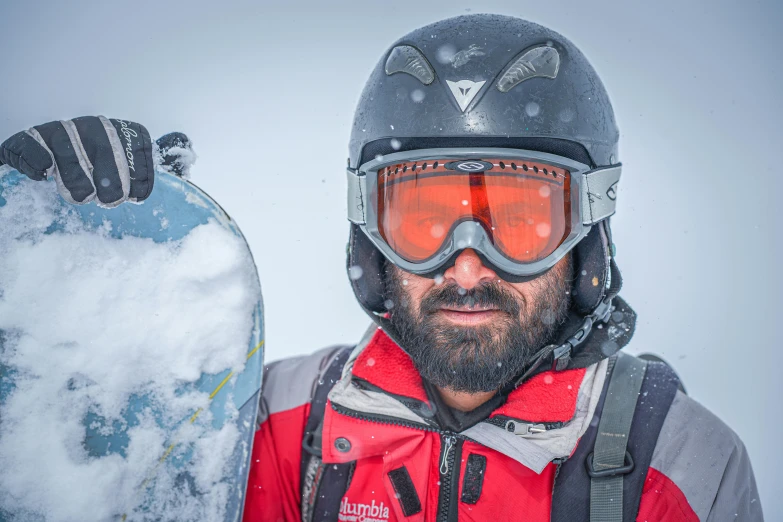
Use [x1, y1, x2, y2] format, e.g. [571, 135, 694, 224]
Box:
[331, 400, 439, 432]
[437, 433, 462, 522]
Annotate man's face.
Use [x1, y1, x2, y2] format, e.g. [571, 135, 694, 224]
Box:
[385, 249, 573, 394]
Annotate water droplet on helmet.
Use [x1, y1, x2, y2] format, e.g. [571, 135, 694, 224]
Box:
[436, 44, 457, 64]
[348, 265, 364, 280]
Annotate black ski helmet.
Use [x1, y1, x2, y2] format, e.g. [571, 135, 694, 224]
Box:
[347, 14, 622, 325]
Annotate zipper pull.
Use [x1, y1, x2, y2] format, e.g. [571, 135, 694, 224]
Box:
[440, 436, 455, 475]
[504, 420, 547, 436]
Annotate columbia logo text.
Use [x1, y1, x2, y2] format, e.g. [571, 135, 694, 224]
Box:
[338, 497, 390, 522]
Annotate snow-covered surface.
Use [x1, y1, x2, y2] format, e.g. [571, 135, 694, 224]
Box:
[0, 180, 258, 521]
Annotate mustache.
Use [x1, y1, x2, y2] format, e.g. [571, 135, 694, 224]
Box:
[419, 281, 523, 317]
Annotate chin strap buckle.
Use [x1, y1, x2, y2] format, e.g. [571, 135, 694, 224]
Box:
[552, 298, 614, 371]
[590, 297, 614, 324]
[552, 343, 572, 371]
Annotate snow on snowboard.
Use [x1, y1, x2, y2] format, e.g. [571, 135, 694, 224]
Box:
[0, 168, 264, 522]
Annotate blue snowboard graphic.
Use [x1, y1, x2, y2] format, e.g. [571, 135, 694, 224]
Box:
[0, 170, 264, 522]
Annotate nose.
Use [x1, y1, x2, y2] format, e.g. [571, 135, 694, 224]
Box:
[443, 249, 498, 290]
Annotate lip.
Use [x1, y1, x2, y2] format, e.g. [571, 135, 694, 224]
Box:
[438, 308, 503, 325]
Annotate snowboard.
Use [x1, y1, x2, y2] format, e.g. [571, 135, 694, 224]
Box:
[0, 168, 264, 522]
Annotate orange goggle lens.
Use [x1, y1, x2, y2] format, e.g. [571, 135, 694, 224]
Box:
[377, 159, 572, 264]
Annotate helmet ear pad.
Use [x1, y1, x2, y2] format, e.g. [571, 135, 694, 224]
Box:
[571, 223, 613, 314]
[347, 222, 615, 316]
[348, 223, 388, 315]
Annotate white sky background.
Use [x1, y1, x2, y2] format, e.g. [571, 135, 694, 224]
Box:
[1, 0, 781, 516]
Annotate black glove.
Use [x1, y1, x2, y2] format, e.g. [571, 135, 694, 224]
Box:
[0, 116, 154, 208]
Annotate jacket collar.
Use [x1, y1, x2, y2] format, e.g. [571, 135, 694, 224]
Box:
[325, 326, 608, 473]
[350, 327, 589, 423]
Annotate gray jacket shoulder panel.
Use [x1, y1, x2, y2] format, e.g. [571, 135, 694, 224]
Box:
[257, 346, 339, 424]
[651, 390, 763, 521]
[705, 434, 763, 522]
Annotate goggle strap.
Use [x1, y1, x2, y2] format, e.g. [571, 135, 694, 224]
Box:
[346, 168, 367, 224]
[581, 165, 622, 225]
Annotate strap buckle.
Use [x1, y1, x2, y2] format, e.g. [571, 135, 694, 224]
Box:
[585, 450, 635, 478]
[590, 297, 613, 323]
[551, 343, 572, 371]
[548, 297, 616, 372]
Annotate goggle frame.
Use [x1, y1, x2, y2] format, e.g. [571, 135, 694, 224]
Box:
[347, 147, 621, 277]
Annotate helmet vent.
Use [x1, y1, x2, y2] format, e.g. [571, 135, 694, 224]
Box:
[496, 45, 560, 93]
[385, 45, 436, 85]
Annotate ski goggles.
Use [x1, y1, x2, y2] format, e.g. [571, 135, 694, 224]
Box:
[347, 148, 621, 277]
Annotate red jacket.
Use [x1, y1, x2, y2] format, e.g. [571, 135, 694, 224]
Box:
[243, 327, 761, 521]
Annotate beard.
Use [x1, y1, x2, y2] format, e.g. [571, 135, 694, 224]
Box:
[384, 255, 574, 394]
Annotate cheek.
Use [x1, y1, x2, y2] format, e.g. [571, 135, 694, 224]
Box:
[505, 276, 548, 308]
[506, 256, 570, 303]
[405, 279, 431, 301]
[507, 280, 534, 302]
[395, 273, 433, 311]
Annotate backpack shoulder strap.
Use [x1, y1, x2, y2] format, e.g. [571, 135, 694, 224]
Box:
[588, 353, 648, 522]
[300, 345, 354, 522]
[551, 352, 682, 522]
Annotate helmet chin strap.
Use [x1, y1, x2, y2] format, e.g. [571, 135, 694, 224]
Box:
[509, 255, 622, 391]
